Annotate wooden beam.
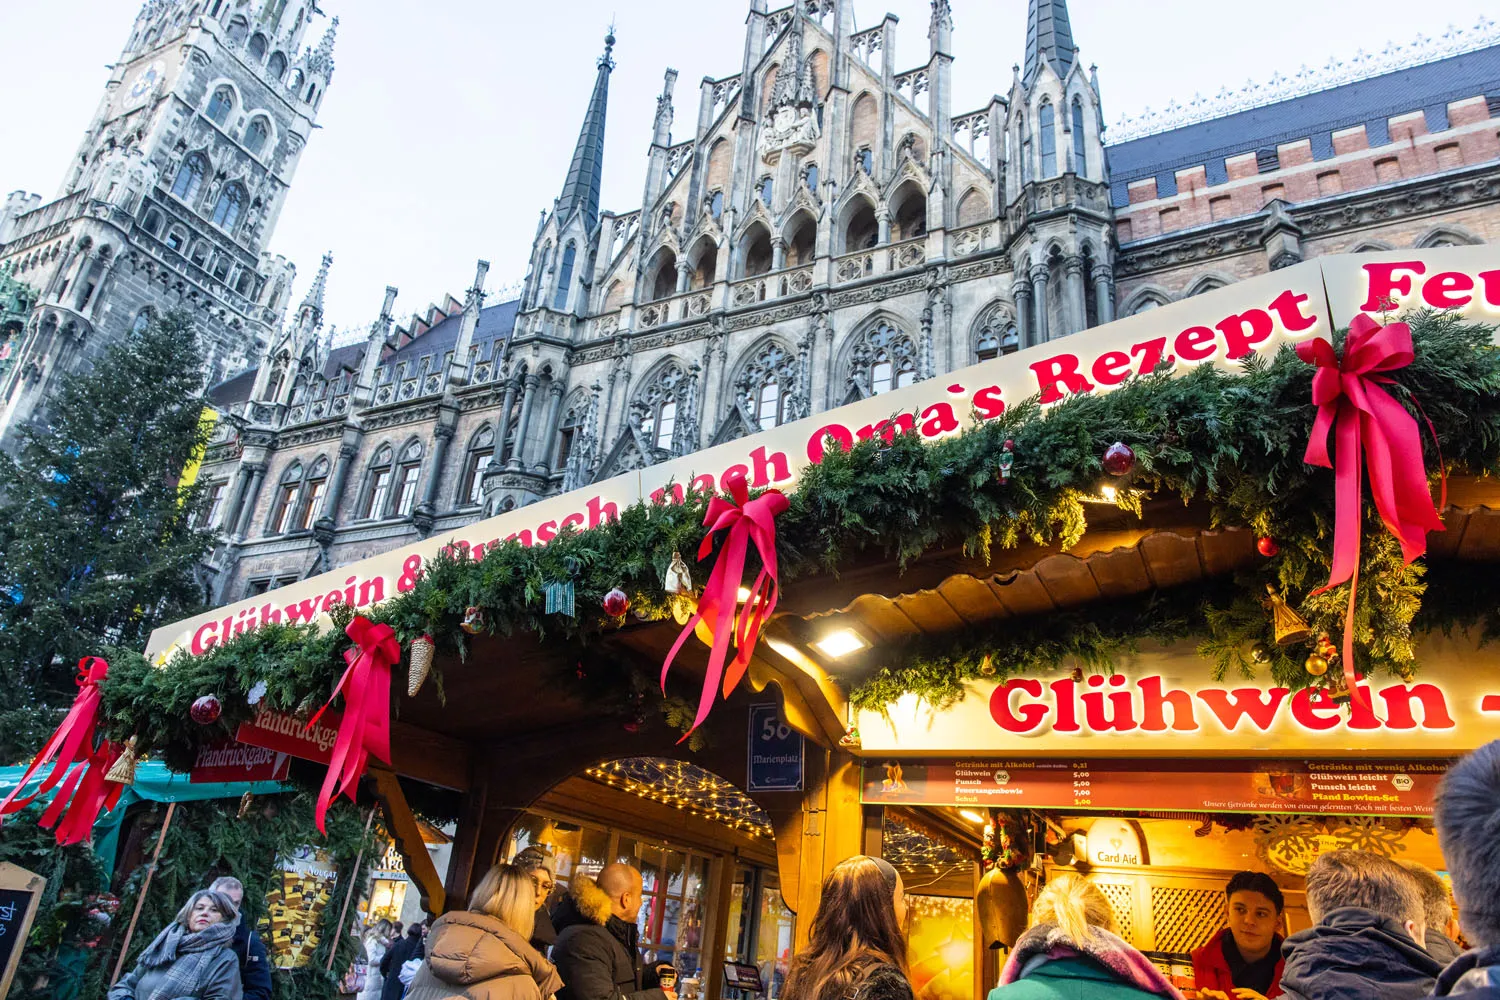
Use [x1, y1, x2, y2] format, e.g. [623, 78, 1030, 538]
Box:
[441, 761, 490, 913]
[370, 767, 446, 917]
[389, 721, 471, 791]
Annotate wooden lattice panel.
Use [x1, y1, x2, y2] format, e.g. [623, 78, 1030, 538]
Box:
[1151, 886, 1227, 955]
[1097, 882, 1136, 943]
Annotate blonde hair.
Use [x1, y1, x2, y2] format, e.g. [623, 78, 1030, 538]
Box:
[468, 863, 537, 940]
[1031, 874, 1117, 945]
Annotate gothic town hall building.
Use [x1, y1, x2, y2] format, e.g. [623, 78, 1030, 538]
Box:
[9, 0, 1498, 603]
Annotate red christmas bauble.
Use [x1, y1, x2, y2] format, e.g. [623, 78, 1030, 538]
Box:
[1257, 536, 1280, 558]
[1102, 442, 1135, 477]
[190, 694, 222, 725]
[602, 588, 630, 617]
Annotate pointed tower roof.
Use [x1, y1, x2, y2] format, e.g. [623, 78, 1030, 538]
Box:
[557, 29, 615, 234]
[308, 16, 338, 80]
[1023, 0, 1076, 85]
[299, 252, 332, 329]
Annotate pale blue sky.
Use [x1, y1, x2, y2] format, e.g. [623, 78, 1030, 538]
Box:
[2, 1, 1493, 335]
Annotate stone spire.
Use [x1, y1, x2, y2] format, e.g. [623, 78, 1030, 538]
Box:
[557, 29, 615, 234]
[298, 252, 332, 331]
[1023, 0, 1075, 84]
[769, 14, 818, 111]
[308, 16, 338, 80]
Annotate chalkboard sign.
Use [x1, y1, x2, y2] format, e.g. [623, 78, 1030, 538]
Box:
[0, 864, 45, 1000]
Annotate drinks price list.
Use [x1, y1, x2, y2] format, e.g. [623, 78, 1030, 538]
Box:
[860, 757, 1452, 816]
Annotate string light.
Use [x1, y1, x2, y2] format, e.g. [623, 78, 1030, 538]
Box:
[585, 758, 774, 838]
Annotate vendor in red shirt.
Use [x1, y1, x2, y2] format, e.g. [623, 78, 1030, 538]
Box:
[1192, 871, 1286, 1000]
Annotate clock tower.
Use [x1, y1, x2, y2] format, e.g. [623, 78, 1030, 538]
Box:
[0, 0, 338, 449]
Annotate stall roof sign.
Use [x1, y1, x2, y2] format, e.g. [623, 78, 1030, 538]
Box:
[145, 249, 1500, 662]
[854, 637, 1500, 758]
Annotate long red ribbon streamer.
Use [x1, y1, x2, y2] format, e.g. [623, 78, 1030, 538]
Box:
[306, 616, 397, 834]
[662, 472, 789, 735]
[40, 741, 125, 846]
[1297, 315, 1445, 699]
[0, 657, 111, 820]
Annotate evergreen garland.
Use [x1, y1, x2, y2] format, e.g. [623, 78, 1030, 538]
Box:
[95, 311, 1500, 753]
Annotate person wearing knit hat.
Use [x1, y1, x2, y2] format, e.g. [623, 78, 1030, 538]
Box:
[513, 846, 561, 954]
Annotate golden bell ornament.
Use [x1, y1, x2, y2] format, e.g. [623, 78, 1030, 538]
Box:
[105, 737, 139, 785]
[460, 606, 484, 635]
[408, 634, 435, 697]
[976, 867, 1030, 951]
[1304, 653, 1330, 677]
[1266, 584, 1313, 646]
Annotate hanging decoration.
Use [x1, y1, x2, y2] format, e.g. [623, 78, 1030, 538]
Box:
[0, 657, 111, 823]
[544, 580, 577, 617]
[190, 694, 223, 725]
[305, 616, 399, 834]
[602, 588, 631, 618]
[460, 606, 484, 635]
[839, 725, 862, 750]
[104, 736, 140, 785]
[1298, 315, 1445, 701]
[1304, 652, 1330, 677]
[1256, 536, 1280, 558]
[407, 634, 435, 697]
[663, 552, 697, 625]
[1250, 643, 1270, 664]
[1102, 441, 1136, 477]
[247, 679, 268, 705]
[661, 471, 790, 735]
[996, 439, 1016, 484]
[1265, 584, 1313, 646]
[41, 740, 125, 846]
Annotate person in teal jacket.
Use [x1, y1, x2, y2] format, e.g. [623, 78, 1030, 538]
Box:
[988, 874, 1184, 1000]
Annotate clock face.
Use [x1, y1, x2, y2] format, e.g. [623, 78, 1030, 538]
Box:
[127, 61, 165, 104]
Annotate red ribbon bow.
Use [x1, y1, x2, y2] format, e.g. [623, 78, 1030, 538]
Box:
[662, 472, 789, 736]
[1297, 315, 1445, 697]
[0, 657, 111, 820]
[39, 740, 125, 846]
[306, 616, 398, 834]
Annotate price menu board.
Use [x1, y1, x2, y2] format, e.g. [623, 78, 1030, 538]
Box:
[860, 758, 1451, 816]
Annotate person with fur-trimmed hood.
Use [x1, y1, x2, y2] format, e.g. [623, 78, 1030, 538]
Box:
[550, 864, 676, 1000]
[1431, 740, 1500, 998]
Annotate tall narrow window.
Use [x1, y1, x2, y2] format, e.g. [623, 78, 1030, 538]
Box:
[1071, 97, 1087, 171]
[710, 191, 725, 221]
[460, 427, 495, 506]
[857, 147, 874, 174]
[297, 460, 329, 529]
[759, 176, 774, 205]
[654, 399, 677, 452]
[212, 185, 244, 230]
[1039, 102, 1056, 177]
[171, 154, 207, 202]
[270, 463, 302, 534]
[871, 358, 893, 396]
[207, 86, 234, 126]
[756, 379, 782, 431]
[364, 469, 391, 518]
[552, 243, 576, 311]
[394, 463, 420, 516]
[203, 482, 226, 527]
[804, 163, 819, 193]
[245, 117, 270, 156]
[248, 33, 267, 60]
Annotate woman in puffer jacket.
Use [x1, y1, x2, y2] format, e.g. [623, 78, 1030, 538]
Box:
[405, 863, 564, 1000]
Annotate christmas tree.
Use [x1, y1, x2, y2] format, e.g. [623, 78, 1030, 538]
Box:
[0, 311, 218, 761]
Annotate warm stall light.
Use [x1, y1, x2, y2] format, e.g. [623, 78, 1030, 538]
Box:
[814, 629, 868, 658]
[1099, 484, 1119, 502]
[959, 809, 986, 825]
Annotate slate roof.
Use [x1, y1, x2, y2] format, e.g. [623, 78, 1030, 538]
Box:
[1104, 44, 1500, 209]
[375, 297, 519, 385]
[208, 368, 257, 408]
[1024, 0, 1076, 87]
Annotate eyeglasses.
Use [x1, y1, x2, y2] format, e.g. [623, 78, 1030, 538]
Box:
[531, 875, 556, 895]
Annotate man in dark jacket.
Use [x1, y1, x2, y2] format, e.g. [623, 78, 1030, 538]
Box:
[1396, 860, 1463, 964]
[209, 876, 273, 1000]
[1277, 849, 1441, 1000]
[1431, 740, 1500, 998]
[380, 921, 426, 1000]
[551, 864, 676, 1000]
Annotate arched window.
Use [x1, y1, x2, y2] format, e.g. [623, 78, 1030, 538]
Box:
[270, 462, 304, 534]
[393, 441, 423, 516]
[1039, 102, 1057, 178]
[244, 117, 270, 156]
[287, 69, 304, 93]
[165, 228, 188, 252]
[556, 403, 585, 471]
[849, 320, 920, 398]
[297, 456, 329, 530]
[361, 446, 394, 519]
[266, 52, 287, 80]
[227, 16, 249, 44]
[142, 209, 162, 236]
[131, 308, 155, 334]
[552, 243, 577, 310]
[190, 242, 209, 268]
[171, 153, 207, 202]
[636, 364, 688, 454]
[974, 304, 1019, 361]
[736, 342, 797, 431]
[207, 86, 234, 125]
[1071, 97, 1087, 171]
[247, 33, 267, 60]
[211, 184, 245, 230]
[459, 426, 495, 506]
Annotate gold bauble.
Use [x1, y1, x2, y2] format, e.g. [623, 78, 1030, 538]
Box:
[1304, 653, 1330, 677]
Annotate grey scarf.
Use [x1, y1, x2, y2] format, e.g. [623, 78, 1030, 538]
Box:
[134, 919, 237, 1000]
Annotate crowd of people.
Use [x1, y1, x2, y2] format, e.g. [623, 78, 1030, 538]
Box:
[104, 738, 1500, 1000]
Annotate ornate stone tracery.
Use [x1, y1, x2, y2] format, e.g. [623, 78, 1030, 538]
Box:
[843, 318, 920, 401]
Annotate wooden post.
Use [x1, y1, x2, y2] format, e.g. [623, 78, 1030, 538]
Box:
[325, 806, 378, 971]
[0, 863, 47, 1000]
[441, 763, 491, 912]
[370, 768, 446, 916]
[110, 801, 176, 986]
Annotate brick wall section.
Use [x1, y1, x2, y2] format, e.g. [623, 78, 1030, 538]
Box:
[1114, 96, 1499, 242]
